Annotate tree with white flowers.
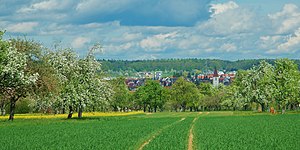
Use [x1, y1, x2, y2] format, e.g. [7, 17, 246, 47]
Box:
[244, 61, 275, 111]
[274, 59, 300, 113]
[0, 32, 39, 120]
[0, 31, 8, 116]
[47, 45, 113, 118]
[75, 49, 113, 118]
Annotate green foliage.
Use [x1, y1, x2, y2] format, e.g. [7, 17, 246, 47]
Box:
[110, 77, 131, 111]
[171, 77, 200, 111]
[15, 99, 32, 114]
[0, 32, 39, 120]
[100, 58, 300, 73]
[134, 80, 164, 112]
[274, 59, 300, 113]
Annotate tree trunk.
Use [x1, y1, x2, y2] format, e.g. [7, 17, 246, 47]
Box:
[9, 99, 16, 121]
[0, 102, 5, 116]
[181, 105, 186, 112]
[143, 103, 146, 112]
[261, 103, 265, 112]
[67, 106, 73, 119]
[78, 105, 83, 119]
[282, 105, 286, 114]
[113, 106, 118, 112]
[62, 107, 65, 114]
[1, 109, 5, 116]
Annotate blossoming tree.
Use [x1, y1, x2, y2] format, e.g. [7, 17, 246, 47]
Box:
[0, 32, 39, 120]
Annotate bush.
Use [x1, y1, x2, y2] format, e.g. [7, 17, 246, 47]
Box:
[15, 99, 32, 114]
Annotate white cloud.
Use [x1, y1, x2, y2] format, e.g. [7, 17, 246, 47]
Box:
[6, 22, 38, 33]
[269, 4, 300, 34]
[18, 0, 63, 13]
[209, 1, 239, 17]
[199, 6, 258, 36]
[140, 32, 177, 52]
[259, 35, 283, 49]
[71, 37, 91, 49]
[105, 42, 136, 54]
[220, 43, 237, 52]
[123, 32, 142, 41]
[109, 32, 143, 43]
[4, 1, 300, 59]
[268, 28, 300, 54]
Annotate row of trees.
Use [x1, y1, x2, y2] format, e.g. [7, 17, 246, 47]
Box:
[100, 58, 300, 73]
[109, 77, 218, 113]
[1, 31, 299, 120]
[109, 60, 300, 113]
[222, 60, 300, 113]
[0, 32, 113, 120]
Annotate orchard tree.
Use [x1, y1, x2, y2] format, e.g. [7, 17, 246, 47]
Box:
[75, 49, 113, 118]
[110, 77, 130, 112]
[274, 59, 300, 113]
[147, 80, 164, 112]
[47, 49, 80, 118]
[171, 77, 199, 112]
[242, 61, 275, 111]
[48, 46, 113, 118]
[221, 84, 246, 110]
[0, 31, 8, 115]
[0, 32, 38, 120]
[8, 38, 61, 114]
[232, 70, 252, 110]
[198, 83, 215, 111]
[134, 85, 148, 112]
[134, 80, 163, 112]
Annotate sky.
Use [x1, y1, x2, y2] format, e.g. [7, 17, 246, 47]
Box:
[1, 0, 300, 60]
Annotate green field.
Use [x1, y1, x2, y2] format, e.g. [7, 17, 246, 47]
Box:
[0, 112, 299, 150]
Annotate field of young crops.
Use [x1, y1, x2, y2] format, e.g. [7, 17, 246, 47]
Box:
[194, 113, 300, 149]
[0, 112, 299, 150]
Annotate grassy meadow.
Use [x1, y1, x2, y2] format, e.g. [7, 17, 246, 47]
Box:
[0, 111, 299, 150]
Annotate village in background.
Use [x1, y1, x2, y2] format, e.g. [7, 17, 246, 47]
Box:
[106, 69, 236, 91]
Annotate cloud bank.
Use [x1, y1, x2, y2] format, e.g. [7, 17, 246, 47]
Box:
[1, 0, 300, 60]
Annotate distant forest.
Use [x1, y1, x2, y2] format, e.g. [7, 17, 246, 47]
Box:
[99, 59, 300, 72]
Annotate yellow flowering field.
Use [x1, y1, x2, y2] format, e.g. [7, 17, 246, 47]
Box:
[0, 111, 144, 119]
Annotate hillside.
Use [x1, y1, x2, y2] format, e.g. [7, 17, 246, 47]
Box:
[99, 59, 300, 72]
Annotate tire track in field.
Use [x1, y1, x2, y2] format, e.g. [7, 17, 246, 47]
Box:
[188, 114, 201, 150]
[138, 117, 186, 150]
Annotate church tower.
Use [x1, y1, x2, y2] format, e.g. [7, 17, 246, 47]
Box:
[213, 68, 219, 87]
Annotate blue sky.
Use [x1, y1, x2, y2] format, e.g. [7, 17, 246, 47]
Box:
[1, 0, 300, 60]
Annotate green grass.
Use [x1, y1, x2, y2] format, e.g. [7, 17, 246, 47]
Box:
[144, 117, 194, 150]
[0, 116, 178, 150]
[1, 112, 300, 150]
[194, 114, 300, 150]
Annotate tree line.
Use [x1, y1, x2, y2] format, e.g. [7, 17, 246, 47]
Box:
[0, 32, 113, 120]
[107, 60, 300, 113]
[100, 58, 300, 72]
[1, 31, 300, 121]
